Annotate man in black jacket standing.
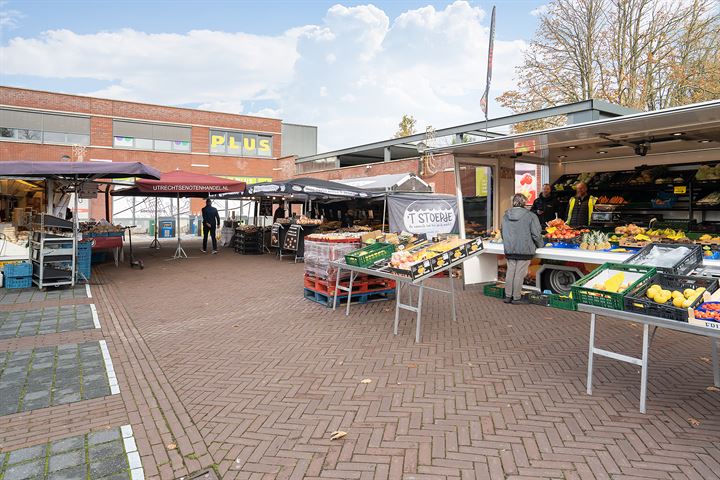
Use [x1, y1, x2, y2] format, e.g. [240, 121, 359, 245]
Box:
[201, 198, 221, 254]
[531, 183, 558, 225]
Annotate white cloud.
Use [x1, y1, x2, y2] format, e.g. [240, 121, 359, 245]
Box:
[0, 1, 23, 32]
[0, 1, 526, 151]
[530, 4, 549, 16]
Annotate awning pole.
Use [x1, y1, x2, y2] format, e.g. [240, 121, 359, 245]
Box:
[172, 193, 187, 259]
[381, 193, 387, 233]
[149, 196, 159, 249]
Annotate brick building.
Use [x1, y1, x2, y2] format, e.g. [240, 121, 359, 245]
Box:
[0, 86, 316, 218]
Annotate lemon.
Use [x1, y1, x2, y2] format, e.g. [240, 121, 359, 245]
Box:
[647, 289, 657, 300]
[683, 288, 695, 299]
[696, 287, 706, 294]
[655, 294, 669, 304]
[682, 299, 693, 308]
[661, 289, 672, 298]
[671, 290, 683, 298]
[649, 285, 662, 292]
[672, 296, 685, 308]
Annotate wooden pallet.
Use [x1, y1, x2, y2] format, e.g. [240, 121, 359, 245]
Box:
[303, 287, 395, 307]
[303, 273, 395, 296]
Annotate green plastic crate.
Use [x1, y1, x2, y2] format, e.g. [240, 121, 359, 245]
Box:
[548, 294, 577, 311]
[483, 283, 505, 298]
[345, 243, 395, 268]
[571, 263, 656, 310]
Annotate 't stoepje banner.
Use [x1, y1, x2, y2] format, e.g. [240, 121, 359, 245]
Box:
[387, 194, 459, 235]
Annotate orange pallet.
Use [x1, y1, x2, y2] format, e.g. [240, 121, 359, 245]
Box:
[304, 273, 396, 296]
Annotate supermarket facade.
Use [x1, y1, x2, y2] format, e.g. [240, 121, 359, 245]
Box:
[0, 86, 317, 219]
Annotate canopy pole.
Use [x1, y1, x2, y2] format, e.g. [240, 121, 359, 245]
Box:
[381, 193, 387, 233]
[72, 177, 78, 287]
[149, 196, 159, 249]
[172, 193, 187, 259]
[105, 186, 111, 221]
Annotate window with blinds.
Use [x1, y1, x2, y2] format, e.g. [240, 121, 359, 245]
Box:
[0, 108, 90, 145]
[112, 120, 191, 152]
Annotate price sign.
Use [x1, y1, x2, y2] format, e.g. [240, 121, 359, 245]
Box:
[270, 223, 280, 247]
[674, 186, 687, 194]
[284, 224, 301, 251]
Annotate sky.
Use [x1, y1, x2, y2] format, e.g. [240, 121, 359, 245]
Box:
[0, 0, 547, 151]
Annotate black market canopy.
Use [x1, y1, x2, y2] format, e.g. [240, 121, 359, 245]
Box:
[241, 178, 372, 200]
[0, 161, 161, 180]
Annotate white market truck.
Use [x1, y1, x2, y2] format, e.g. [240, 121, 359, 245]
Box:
[441, 100, 720, 292]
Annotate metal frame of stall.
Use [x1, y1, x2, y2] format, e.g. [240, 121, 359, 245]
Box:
[330, 243, 484, 342]
[578, 304, 720, 413]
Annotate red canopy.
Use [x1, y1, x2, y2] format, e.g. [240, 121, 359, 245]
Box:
[135, 170, 245, 194]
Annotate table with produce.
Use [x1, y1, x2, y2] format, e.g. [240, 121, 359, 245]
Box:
[328, 232, 484, 342]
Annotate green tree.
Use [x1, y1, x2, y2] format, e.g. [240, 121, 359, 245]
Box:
[394, 114, 417, 138]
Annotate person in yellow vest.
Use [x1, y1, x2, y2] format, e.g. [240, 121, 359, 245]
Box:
[566, 182, 597, 227]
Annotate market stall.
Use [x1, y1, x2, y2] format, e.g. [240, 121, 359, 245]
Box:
[113, 170, 245, 259]
[329, 234, 484, 342]
[0, 161, 160, 288]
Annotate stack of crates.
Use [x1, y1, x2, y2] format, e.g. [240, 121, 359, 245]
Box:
[234, 227, 264, 254]
[76, 241, 92, 282]
[2, 262, 33, 289]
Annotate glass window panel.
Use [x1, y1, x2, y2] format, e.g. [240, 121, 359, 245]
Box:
[242, 134, 258, 156]
[114, 136, 134, 148]
[227, 132, 243, 156]
[0, 127, 16, 139]
[17, 129, 41, 141]
[134, 138, 153, 150]
[172, 140, 190, 152]
[154, 139, 171, 151]
[43, 131, 66, 143]
[66, 133, 90, 146]
[257, 135, 272, 157]
[210, 130, 226, 154]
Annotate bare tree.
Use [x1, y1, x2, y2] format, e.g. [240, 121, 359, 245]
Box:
[499, 0, 720, 128]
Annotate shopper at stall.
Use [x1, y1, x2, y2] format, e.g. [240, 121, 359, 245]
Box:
[201, 198, 221, 254]
[341, 210, 355, 228]
[531, 183, 558, 225]
[566, 182, 597, 227]
[273, 206, 286, 222]
[501, 193, 544, 304]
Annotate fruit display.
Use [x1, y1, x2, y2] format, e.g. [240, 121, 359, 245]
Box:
[597, 195, 628, 205]
[697, 192, 720, 206]
[654, 176, 685, 184]
[646, 285, 705, 308]
[694, 302, 720, 321]
[698, 234, 720, 245]
[645, 228, 690, 242]
[580, 231, 611, 251]
[695, 164, 720, 181]
[589, 272, 631, 293]
[614, 224, 646, 235]
[575, 172, 595, 186]
[390, 248, 435, 270]
[297, 215, 322, 225]
[629, 167, 666, 185]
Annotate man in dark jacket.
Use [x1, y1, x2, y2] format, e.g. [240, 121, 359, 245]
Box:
[201, 198, 221, 254]
[531, 183, 558, 225]
[501, 194, 544, 304]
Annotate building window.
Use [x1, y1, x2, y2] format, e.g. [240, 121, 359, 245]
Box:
[210, 129, 273, 158]
[0, 109, 90, 145]
[112, 120, 191, 152]
[114, 136, 134, 148]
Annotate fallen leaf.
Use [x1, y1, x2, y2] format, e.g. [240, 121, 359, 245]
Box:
[687, 417, 701, 428]
[467, 362, 473, 367]
[707, 386, 720, 392]
[408, 363, 417, 368]
[330, 431, 347, 440]
[700, 357, 711, 363]
[360, 379, 372, 384]
[167, 443, 177, 450]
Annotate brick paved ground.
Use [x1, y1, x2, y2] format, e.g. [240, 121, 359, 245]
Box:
[4, 240, 720, 479]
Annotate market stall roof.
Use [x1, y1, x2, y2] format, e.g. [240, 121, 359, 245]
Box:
[223, 177, 371, 200]
[0, 161, 161, 180]
[434, 99, 720, 165]
[134, 170, 245, 194]
[337, 173, 432, 193]
[111, 187, 210, 198]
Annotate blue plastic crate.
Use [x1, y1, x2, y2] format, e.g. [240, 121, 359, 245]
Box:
[4, 276, 32, 289]
[3, 262, 32, 278]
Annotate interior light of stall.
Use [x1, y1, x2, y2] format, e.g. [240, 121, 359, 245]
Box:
[699, 139, 711, 143]
[673, 132, 684, 136]
[568, 146, 577, 149]
[597, 151, 608, 154]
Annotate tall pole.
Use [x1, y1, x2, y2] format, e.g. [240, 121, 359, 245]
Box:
[480, 5, 496, 136]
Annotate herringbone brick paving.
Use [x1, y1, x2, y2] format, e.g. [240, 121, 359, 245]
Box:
[99, 243, 720, 479]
